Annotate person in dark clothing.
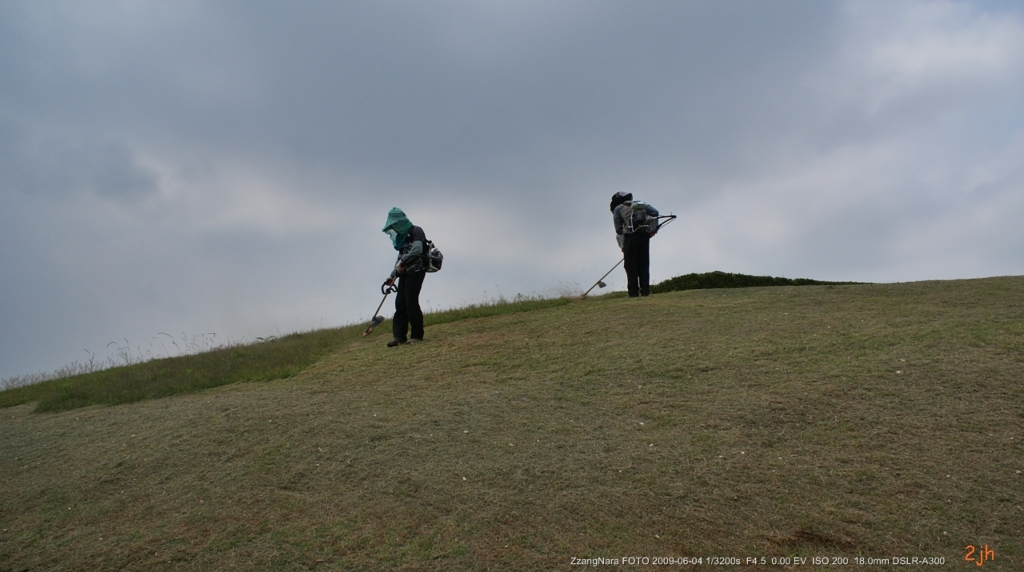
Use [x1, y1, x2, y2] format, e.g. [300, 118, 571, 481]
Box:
[611, 192, 659, 297]
[382, 208, 428, 346]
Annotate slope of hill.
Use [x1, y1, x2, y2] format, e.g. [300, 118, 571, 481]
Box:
[1, 277, 1022, 570]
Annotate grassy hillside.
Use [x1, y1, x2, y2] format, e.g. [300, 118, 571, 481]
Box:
[0, 296, 571, 412]
[1, 277, 1022, 571]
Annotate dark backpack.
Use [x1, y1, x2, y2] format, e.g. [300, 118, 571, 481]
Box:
[622, 201, 657, 234]
[424, 240, 443, 272]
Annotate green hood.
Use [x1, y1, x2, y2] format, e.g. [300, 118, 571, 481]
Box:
[382, 208, 413, 249]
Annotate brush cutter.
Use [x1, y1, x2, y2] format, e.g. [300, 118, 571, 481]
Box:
[362, 281, 398, 336]
[580, 214, 677, 299]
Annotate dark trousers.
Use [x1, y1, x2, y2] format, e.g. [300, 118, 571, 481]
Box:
[393, 271, 425, 341]
[623, 233, 651, 297]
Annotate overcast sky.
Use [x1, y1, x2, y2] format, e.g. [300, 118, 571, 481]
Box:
[2, 0, 1023, 380]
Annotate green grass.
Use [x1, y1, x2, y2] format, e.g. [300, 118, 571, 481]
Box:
[1, 277, 1022, 571]
[0, 295, 569, 413]
[0, 275, 831, 412]
[0, 329, 353, 412]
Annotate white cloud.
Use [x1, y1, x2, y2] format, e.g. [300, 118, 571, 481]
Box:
[840, 0, 1024, 112]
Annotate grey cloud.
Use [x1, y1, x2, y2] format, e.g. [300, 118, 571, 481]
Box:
[6, 2, 841, 198]
[238, 2, 840, 190]
[1, 119, 158, 200]
[2, 1, 1023, 379]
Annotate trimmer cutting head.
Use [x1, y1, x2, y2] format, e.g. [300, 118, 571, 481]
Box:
[362, 315, 387, 337]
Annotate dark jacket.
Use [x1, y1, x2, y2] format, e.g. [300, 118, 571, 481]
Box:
[391, 225, 428, 278]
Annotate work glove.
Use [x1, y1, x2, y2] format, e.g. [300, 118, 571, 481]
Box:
[383, 277, 395, 287]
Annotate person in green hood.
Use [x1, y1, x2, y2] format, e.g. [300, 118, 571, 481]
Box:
[381, 208, 429, 346]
